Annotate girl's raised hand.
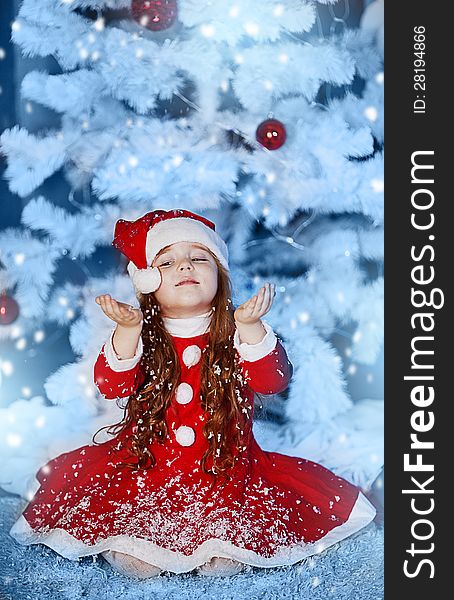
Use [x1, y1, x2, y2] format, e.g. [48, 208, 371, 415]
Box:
[95, 294, 143, 328]
[234, 283, 276, 325]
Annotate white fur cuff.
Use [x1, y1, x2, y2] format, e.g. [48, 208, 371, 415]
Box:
[233, 321, 277, 362]
[104, 328, 143, 372]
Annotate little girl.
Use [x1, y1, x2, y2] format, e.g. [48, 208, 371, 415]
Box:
[10, 209, 376, 579]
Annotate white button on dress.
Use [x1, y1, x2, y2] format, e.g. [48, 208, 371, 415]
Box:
[182, 345, 202, 368]
[175, 382, 193, 405]
[175, 425, 195, 447]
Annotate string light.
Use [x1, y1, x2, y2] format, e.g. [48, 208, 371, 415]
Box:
[34, 330, 45, 343]
[244, 22, 259, 37]
[364, 106, 378, 122]
[16, 338, 27, 351]
[6, 434, 21, 447]
[10, 326, 22, 339]
[352, 330, 362, 343]
[328, 0, 350, 37]
[94, 17, 105, 32]
[371, 178, 384, 193]
[318, 0, 352, 103]
[35, 416, 46, 427]
[200, 24, 216, 38]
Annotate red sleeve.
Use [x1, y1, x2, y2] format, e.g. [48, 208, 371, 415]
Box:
[93, 342, 145, 400]
[238, 339, 293, 395]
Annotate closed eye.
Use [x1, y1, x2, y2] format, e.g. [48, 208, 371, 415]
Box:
[159, 256, 208, 267]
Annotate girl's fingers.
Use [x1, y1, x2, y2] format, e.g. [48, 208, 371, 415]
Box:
[256, 283, 275, 316]
[262, 283, 275, 314]
[234, 283, 276, 324]
[113, 300, 134, 322]
[118, 302, 131, 315]
[98, 295, 111, 316]
[97, 295, 135, 324]
[244, 295, 257, 312]
[113, 299, 132, 320]
[249, 295, 260, 315]
[254, 285, 268, 316]
[105, 296, 116, 316]
[263, 284, 271, 311]
[121, 308, 139, 322]
[252, 286, 266, 315]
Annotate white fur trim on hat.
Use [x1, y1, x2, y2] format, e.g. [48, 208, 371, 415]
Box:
[127, 262, 162, 294]
[145, 218, 229, 270]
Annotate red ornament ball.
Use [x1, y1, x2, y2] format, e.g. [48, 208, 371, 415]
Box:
[255, 119, 287, 150]
[0, 293, 19, 325]
[131, 0, 178, 31]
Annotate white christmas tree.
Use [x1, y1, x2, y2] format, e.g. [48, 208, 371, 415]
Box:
[0, 0, 383, 501]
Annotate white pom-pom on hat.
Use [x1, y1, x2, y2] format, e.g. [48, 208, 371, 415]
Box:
[127, 262, 161, 294]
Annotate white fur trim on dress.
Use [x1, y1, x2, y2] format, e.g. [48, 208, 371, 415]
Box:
[175, 383, 194, 405]
[104, 328, 143, 372]
[182, 345, 202, 368]
[174, 425, 196, 446]
[145, 218, 229, 271]
[9, 492, 376, 573]
[233, 321, 277, 362]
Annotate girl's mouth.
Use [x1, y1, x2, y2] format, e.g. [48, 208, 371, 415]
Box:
[176, 279, 199, 286]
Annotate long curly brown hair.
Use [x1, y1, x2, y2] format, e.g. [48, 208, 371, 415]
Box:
[92, 255, 251, 489]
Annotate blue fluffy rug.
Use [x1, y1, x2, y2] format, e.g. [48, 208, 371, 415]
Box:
[0, 497, 383, 600]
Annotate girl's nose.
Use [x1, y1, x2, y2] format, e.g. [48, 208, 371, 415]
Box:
[178, 258, 193, 270]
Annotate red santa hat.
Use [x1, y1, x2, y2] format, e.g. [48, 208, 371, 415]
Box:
[112, 209, 229, 294]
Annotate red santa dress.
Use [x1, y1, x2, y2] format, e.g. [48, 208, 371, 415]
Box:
[10, 313, 376, 573]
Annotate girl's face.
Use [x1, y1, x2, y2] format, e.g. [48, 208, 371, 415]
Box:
[152, 241, 219, 318]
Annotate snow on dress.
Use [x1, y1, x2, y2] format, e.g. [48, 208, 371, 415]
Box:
[10, 313, 376, 573]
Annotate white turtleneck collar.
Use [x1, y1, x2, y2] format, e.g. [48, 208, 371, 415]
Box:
[161, 310, 212, 338]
